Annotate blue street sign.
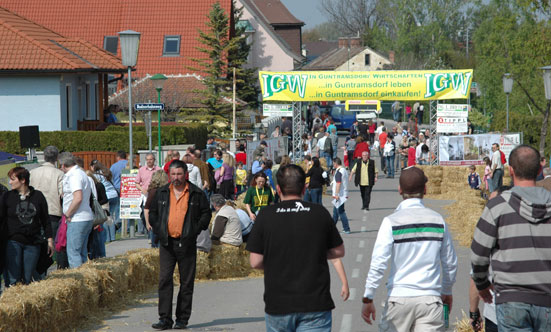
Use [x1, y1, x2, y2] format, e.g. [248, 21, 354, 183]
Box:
[134, 103, 165, 111]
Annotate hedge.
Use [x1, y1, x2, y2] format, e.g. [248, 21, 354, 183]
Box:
[0, 124, 207, 155]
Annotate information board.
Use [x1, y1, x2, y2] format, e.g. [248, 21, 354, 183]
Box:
[262, 104, 293, 117]
[120, 170, 142, 219]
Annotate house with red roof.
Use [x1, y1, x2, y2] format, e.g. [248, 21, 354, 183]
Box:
[0, 6, 126, 131]
[237, 0, 305, 71]
[0, 0, 233, 78]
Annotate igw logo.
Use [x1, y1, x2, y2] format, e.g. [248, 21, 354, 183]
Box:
[424, 72, 472, 98]
[261, 74, 308, 98]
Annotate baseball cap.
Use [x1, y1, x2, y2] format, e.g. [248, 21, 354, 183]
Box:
[399, 166, 428, 194]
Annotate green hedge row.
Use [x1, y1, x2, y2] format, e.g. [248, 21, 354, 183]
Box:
[0, 124, 207, 155]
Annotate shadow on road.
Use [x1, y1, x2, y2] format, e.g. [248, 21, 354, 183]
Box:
[188, 316, 265, 330]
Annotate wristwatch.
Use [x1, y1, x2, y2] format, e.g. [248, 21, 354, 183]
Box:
[362, 297, 373, 304]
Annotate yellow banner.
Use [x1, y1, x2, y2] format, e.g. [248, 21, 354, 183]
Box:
[259, 70, 473, 102]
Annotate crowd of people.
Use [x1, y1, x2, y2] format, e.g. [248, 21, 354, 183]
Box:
[2, 109, 549, 332]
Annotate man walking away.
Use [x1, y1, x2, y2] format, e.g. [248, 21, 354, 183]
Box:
[349, 151, 378, 211]
[362, 166, 457, 331]
[30, 145, 67, 269]
[247, 164, 345, 332]
[471, 145, 551, 331]
[149, 160, 211, 330]
[332, 158, 350, 234]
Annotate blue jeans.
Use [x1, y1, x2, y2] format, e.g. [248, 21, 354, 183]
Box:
[322, 152, 332, 169]
[393, 110, 401, 122]
[497, 302, 551, 332]
[492, 169, 504, 192]
[265, 311, 332, 332]
[385, 155, 395, 177]
[66, 220, 93, 268]
[106, 196, 119, 241]
[5, 240, 40, 285]
[333, 204, 350, 232]
[149, 230, 159, 248]
[90, 228, 106, 259]
[304, 188, 323, 205]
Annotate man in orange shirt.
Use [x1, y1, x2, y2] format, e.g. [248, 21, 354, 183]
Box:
[149, 160, 211, 330]
[378, 127, 388, 174]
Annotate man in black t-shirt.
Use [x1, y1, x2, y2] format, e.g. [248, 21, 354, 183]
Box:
[246, 164, 344, 331]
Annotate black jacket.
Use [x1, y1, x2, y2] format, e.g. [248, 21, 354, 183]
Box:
[149, 182, 211, 247]
[305, 166, 325, 189]
[354, 159, 376, 187]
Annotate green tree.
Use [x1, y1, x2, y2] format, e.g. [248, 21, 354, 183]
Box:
[187, 2, 241, 128]
[228, 1, 259, 108]
[472, 0, 551, 154]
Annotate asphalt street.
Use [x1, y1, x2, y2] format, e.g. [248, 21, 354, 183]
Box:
[85, 156, 472, 332]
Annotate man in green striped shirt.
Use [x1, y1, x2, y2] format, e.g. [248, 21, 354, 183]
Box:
[361, 166, 457, 331]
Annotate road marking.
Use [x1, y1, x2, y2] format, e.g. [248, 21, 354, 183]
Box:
[359, 240, 365, 248]
[356, 254, 363, 262]
[352, 268, 360, 278]
[340, 314, 352, 332]
[361, 226, 367, 232]
[362, 216, 367, 222]
[349, 288, 356, 300]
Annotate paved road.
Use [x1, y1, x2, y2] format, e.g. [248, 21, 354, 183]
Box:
[86, 154, 470, 332]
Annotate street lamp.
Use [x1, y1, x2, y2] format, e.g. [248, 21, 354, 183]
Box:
[503, 73, 513, 132]
[118, 30, 141, 169]
[150, 73, 168, 166]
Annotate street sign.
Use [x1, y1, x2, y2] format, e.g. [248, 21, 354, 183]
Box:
[436, 104, 469, 117]
[263, 104, 292, 117]
[134, 103, 165, 111]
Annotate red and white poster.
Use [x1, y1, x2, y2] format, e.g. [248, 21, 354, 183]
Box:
[120, 170, 142, 219]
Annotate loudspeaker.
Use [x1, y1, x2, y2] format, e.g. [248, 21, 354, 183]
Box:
[19, 126, 40, 148]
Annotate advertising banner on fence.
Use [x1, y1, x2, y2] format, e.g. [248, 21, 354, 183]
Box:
[120, 170, 142, 219]
[259, 70, 473, 102]
[439, 133, 522, 166]
[263, 104, 293, 117]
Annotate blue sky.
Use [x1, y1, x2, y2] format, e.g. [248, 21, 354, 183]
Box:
[280, 0, 327, 29]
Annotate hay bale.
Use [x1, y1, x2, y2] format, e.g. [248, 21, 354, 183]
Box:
[196, 250, 211, 279]
[453, 311, 476, 332]
[208, 243, 252, 279]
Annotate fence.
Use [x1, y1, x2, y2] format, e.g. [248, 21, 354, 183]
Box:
[72, 151, 140, 169]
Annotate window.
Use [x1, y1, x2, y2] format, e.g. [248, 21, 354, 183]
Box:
[85, 83, 91, 119]
[66, 85, 72, 129]
[103, 36, 118, 55]
[163, 35, 180, 55]
[365, 54, 371, 66]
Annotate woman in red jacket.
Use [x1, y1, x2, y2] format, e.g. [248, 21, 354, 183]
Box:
[407, 140, 417, 166]
[367, 120, 376, 146]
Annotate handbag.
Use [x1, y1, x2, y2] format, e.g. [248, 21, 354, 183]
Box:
[55, 215, 67, 252]
[91, 193, 108, 227]
[36, 242, 53, 275]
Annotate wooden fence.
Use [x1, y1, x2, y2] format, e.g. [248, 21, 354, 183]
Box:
[72, 151, 139, 169]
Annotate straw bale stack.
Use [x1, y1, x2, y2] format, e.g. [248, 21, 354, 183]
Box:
[416, 165, 443, 195]
[208, 243, 252, 279]
[196, 250, 211, 279]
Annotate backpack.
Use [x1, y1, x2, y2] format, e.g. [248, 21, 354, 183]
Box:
[500, 150, 506, 165]
[323, 136, 333, 155]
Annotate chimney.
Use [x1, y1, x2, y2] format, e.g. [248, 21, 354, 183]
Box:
[338, 36, 362, 49]
[388, 50, 395, 63]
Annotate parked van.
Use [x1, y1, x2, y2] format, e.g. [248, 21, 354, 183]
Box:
[345, 100, 381, 122]
[320, 103, 356, 131]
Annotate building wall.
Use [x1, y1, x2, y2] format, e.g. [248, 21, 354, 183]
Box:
[273, 26, 302, 56]
[239, 3, 295, 71]
[60, 73, 100, 130]
[0, 75, 62, 131]
[336, 49, 391, 71]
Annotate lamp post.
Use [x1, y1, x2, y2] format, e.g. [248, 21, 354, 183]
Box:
[541, 66, 551, 158]
[150, 73, 168, 166]
[118, 30, 141, 169]
[503, 73, 513, 132]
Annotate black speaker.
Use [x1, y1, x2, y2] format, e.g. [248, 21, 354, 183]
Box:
[19, 126, 40, 148]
